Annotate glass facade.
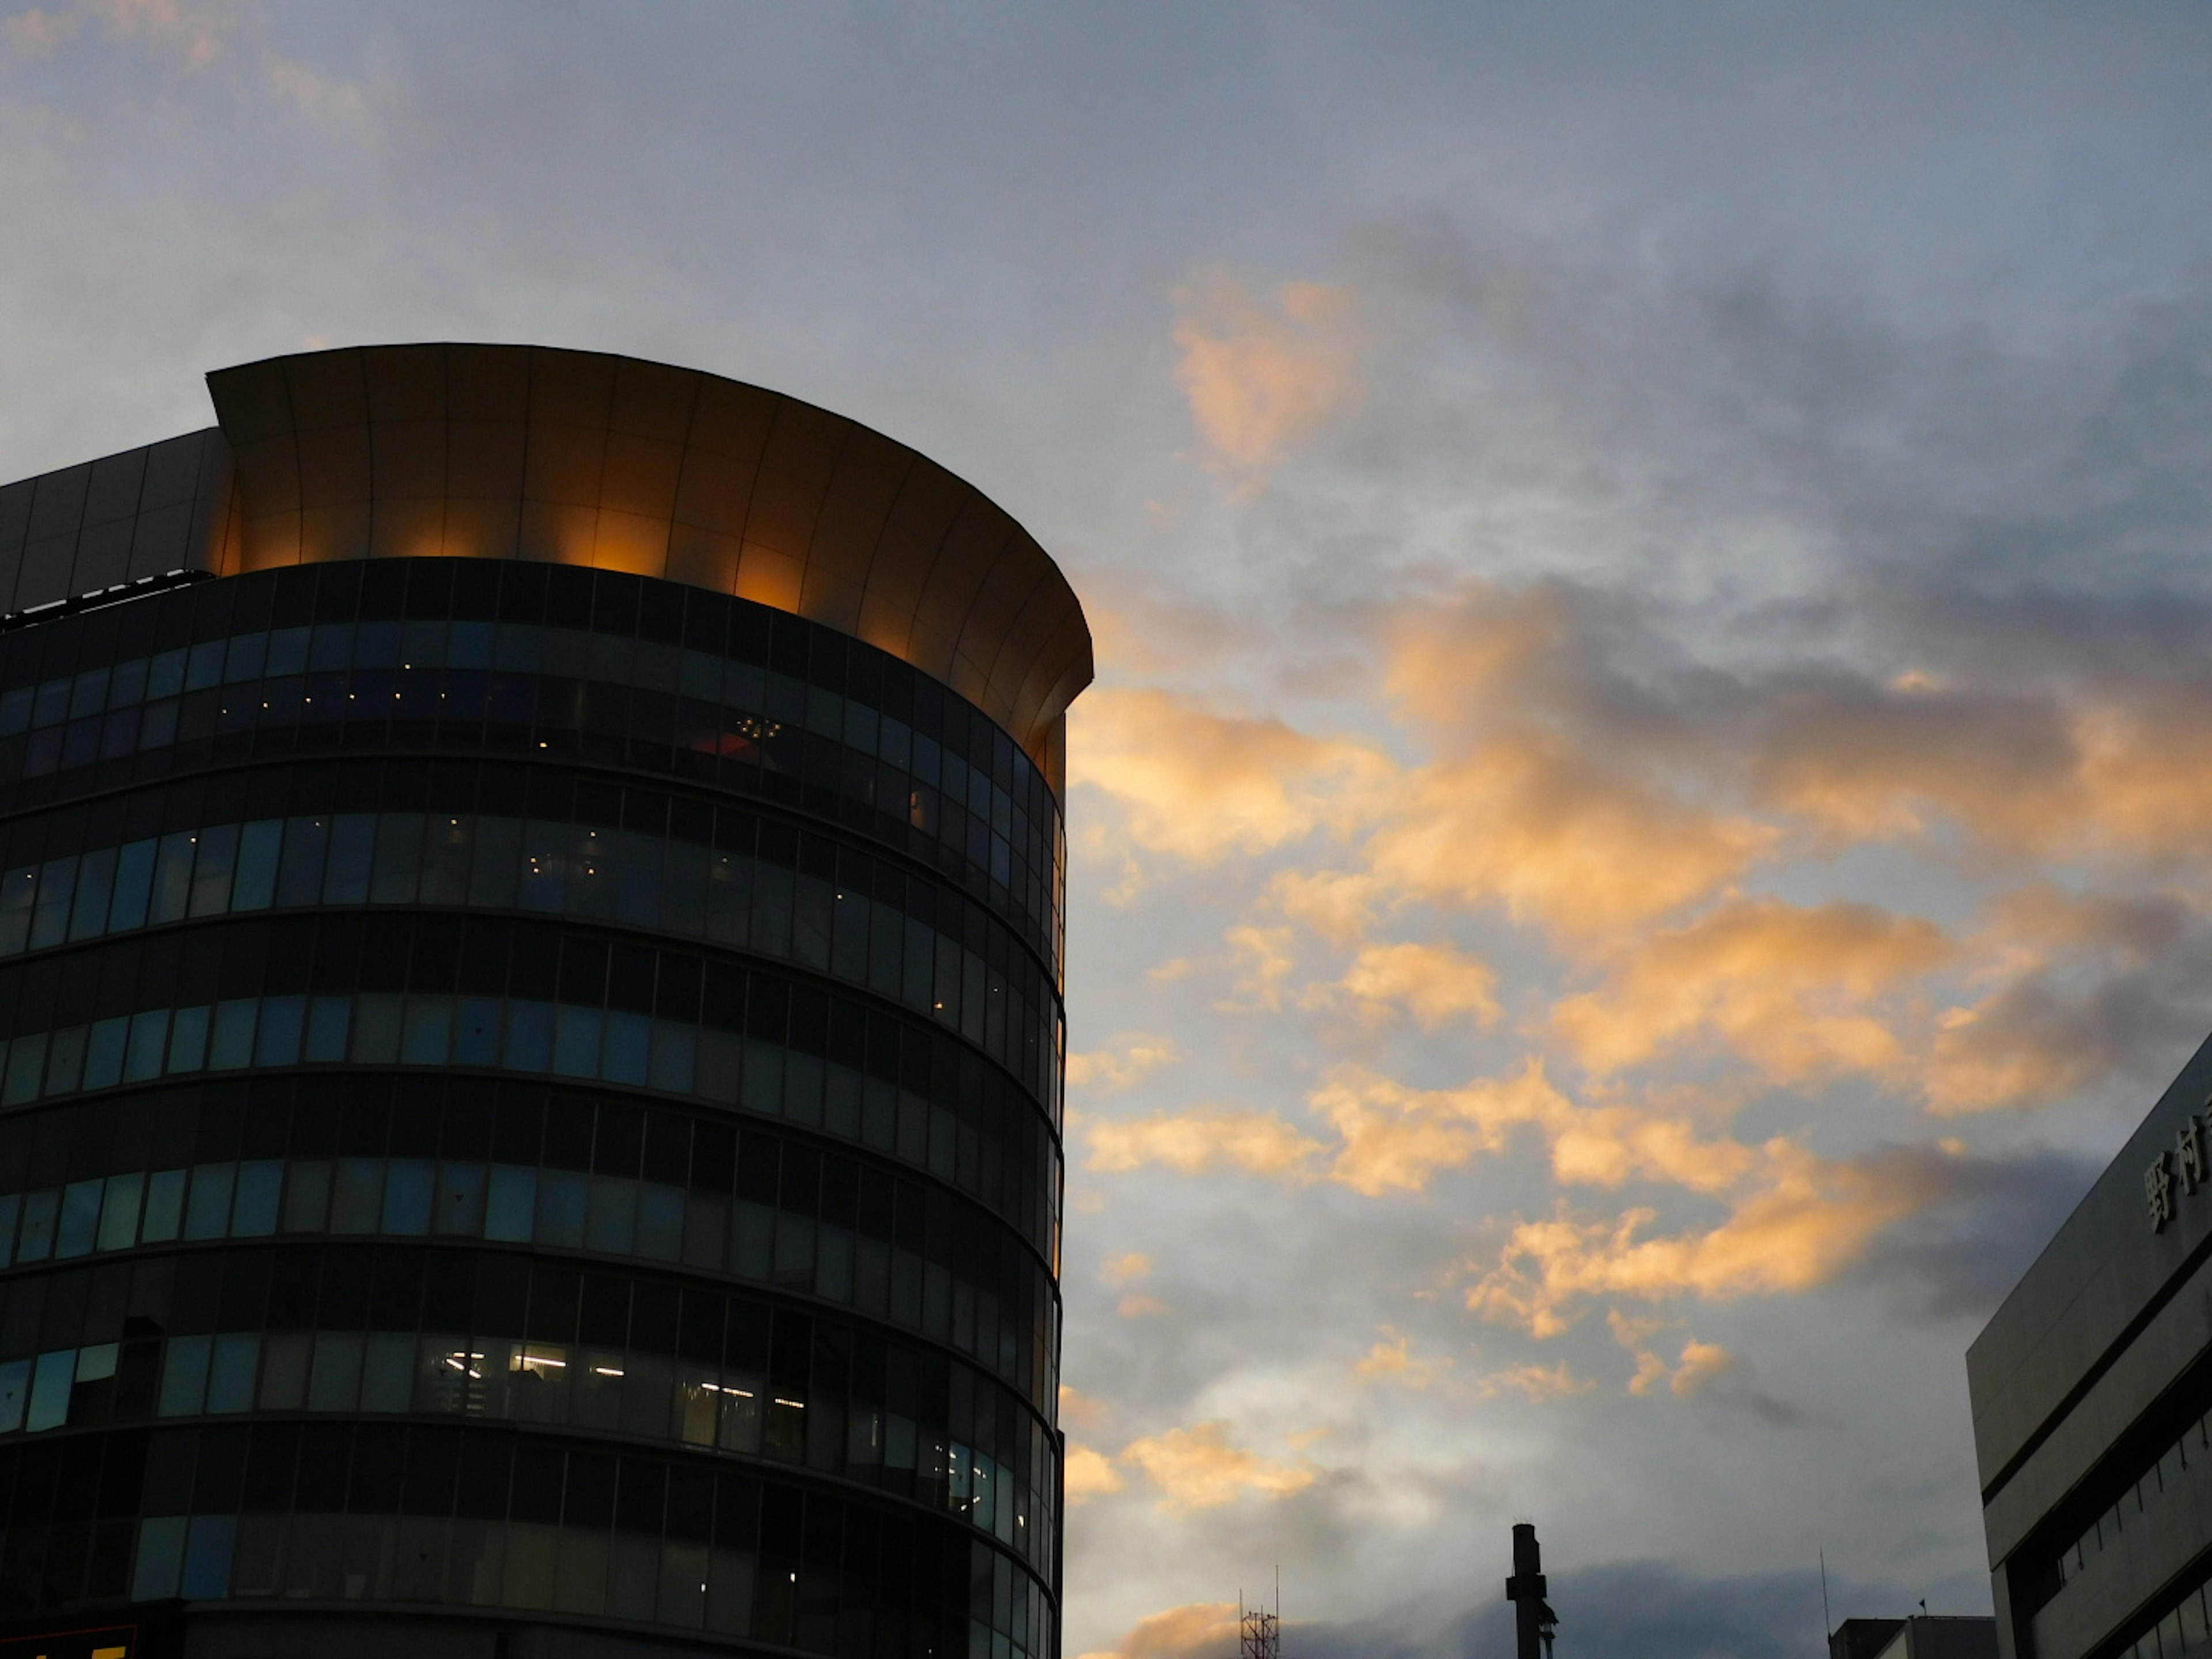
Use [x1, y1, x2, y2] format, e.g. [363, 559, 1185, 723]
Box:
[0, 559, 1069, 1658]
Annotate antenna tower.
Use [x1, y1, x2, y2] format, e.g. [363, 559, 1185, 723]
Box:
[1239, 1573, 1281, 1659]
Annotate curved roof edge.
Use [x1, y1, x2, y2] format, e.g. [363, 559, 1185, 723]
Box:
[203, 343, 1092, 785]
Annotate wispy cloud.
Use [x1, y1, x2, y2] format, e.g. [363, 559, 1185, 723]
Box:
[1070, 687, 1392, 866]
[1, 0, 362, 112]
[1084, 1108, 1327, 1181]
[1069, 1034, 1183, 1094]
[1120, 1421, 1319, 1513]
[1173, 268, 1363, 482]
[1351, 1327, 1453, 1390]
[1077, 1603, 1240, 1659]
[1475, 1359, 1594, 1402]
[1465, 1146, 1955, 1336]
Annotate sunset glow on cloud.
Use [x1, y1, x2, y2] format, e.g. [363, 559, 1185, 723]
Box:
[5, 9, 2205, 1656]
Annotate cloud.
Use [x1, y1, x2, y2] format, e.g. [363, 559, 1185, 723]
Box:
[1352, 1328, 1453, 1389]
[1362, 733, 1774, 942]
[1362, 582, 1778, 941]
[1310, 1063, 1758, 1198]
[1745, 673, 2080, 849]
[1104, 1252, 1154, 1287]
[1475, 1359, 1594, 1401]
[1068, 1035, 1183, 1093]
[1264, 869, 1384, 946]
[1084, 1061, 1773, 1205]
[1, 6, 74, 53]
[1328, 940, 1502, 1029]
[1224, 925, 1299, 1011]
[1120, 1421, 1318, 1513]
[1550, 899, 1952, 1082]
[1069, 687, 1394, 865]
[1612, 1309, 1679, 1397]
[1104, 1252, 1168, 1317]
[1077, 1603, 1241, 1659]
[74, 0, 234, 65]
[1852, 1143, 2100, 1320]
[1666, 1338, 1730, 1395]
[1312, 1063, 1567, 1195]
[1666, 1339, 1799, 1424]
[1065, 1443, 1127, 1506]
[1085, 1108, 1327, 1180]
[1922, 884, 2212, 1114]
[2, 0, 359, 112]
[1173, 268, 1362, 478]
[1464, 1146, 1952, 1336]
[1059, 1385, 1112, 1432]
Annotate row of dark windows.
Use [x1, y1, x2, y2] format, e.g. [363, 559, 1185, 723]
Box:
[12, 1324, 1053, 1571]
[0, 750, 1058, 1001]
[0, 1088, 1058, 1404]
[0, 1077, 1052, 1267]
[0, 1240, 1055, 1568]
[0, 564, 1063, 963]
[0, 558, 1047, 821]
[0, 805, 1059, 1104]
[0, 1061, 1052, 1270]
[0, 666, 1056, 978]
[0, 988, 1073, 1320]
[0, 1423, 1051, 1659]
[0, 912, 1056, 1237]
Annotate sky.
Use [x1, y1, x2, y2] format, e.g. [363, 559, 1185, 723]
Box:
[5, 5, 2212, 1657]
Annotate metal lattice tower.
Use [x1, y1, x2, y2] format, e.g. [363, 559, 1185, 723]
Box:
[1240, 1574, 1282, 1659]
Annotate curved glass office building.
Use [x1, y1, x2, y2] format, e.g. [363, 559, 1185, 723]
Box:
[0, 345, 1090, 1659]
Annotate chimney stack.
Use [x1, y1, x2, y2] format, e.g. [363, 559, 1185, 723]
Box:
[1505, 1523, 1558, 1659]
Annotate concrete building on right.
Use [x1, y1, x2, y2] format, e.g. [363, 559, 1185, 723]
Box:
[1968, 1036, 2212, 1659]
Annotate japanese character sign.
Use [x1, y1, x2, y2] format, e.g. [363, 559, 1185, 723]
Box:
[2147, 1151, 2175, 1233]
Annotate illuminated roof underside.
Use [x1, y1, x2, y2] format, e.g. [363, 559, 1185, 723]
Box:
[204, 343, 1092, 781]
[0, 343, 1092, 784]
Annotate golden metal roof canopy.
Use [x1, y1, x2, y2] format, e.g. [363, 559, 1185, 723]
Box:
[203, 343, 1092, 784]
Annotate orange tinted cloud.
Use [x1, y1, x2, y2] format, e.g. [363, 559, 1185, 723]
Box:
[1064, 1443, 1126, 1505]
[1086, 1065, 1769, 1200]
[1363, 584, 1772, 939]
[1383, 581, 1581, 731]
[1224, 925, 1298, 1011]
[1311, 1064, 1566, 1195]
[81, 0, 232, 63]
[1332, 940, 1502, 1029]
[1173, 269, 1361, 476]
[1310, 1064, 1754, 1196]
[1059, 1385, 1111, 1431]
[1104, 1252, 1166, 1317]
[1668, 1339, 1742, 1400]
[1069, 687, 1393, 864]
[1120, 1421, 1317, 1512]
[1748, 677, 2075, 847]
[1916, 885, 2179, 1113]
[1476, 1360, 1594, 1402]
[1085, 1109, 1325, 1180]
[1066, 1035, 1181, 1093]
[1351, 1328, 1452, 1389]
[1465, 1145, 1946, 1335]
[1550, 899, 1952, 1081]
[1077, 1603, 1241, 1659]
[1103, 1252, 1153, 1287]
[2073, 694, 2212, 857]
[1363, 734, 1773, 941]
[1747, 677, 2212, 865]
[1264, 869, 1383, 946]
